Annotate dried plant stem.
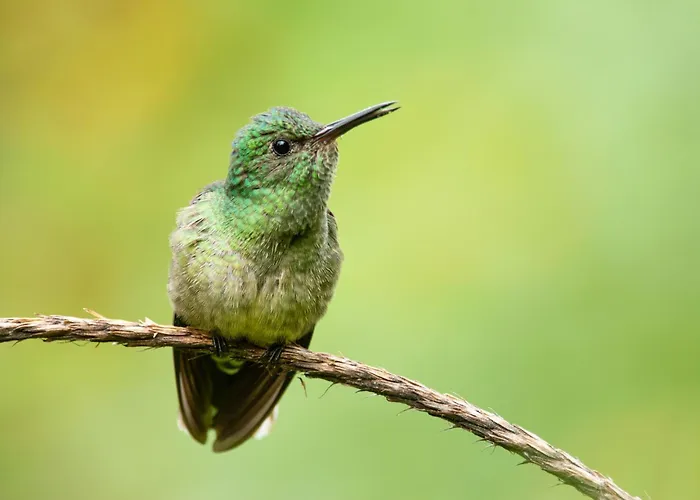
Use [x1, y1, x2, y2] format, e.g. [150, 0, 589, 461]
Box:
[0, 315, 639, 500]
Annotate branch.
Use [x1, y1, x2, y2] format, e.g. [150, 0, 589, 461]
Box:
[0, 315, 639, 500]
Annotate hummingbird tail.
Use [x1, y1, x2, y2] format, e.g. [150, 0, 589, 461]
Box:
[172, 314, 314, 452]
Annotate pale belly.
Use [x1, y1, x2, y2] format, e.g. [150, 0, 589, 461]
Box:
[168, 232, 341, 346]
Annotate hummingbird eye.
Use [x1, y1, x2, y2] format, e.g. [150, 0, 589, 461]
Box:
[272, 139, 291, 156]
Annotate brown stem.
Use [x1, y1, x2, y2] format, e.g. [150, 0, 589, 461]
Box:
[0, 315, 639, 500]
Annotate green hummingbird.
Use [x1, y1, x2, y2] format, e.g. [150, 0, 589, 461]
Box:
[168, 101, 398, 452]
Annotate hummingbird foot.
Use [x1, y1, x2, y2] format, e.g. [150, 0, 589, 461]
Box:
[261, 342, 286, 366]
[212, 333, 230, 358]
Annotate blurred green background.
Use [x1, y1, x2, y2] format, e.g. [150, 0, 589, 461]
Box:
[1, 1, 699, 499]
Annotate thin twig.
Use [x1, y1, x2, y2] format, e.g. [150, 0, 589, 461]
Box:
[0, 315, 639, 500]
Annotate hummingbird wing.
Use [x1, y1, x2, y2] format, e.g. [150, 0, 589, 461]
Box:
[172, 314, 314, 452]
[173, 314, 215, 444]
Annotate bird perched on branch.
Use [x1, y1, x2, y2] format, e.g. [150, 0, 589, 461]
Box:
[167, 102, 398, 451]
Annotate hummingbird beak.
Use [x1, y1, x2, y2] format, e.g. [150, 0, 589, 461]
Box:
[313, 101, 399, 141]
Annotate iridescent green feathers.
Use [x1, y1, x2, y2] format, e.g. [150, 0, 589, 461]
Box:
[224, 107, 339, 238]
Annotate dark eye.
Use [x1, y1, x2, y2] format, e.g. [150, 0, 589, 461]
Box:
[272, 139, 291, 156]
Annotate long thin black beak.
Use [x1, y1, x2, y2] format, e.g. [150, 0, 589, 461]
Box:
[313, 101, 399, 141]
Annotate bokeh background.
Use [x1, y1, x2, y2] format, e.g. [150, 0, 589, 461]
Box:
[1, 1, 699, 499]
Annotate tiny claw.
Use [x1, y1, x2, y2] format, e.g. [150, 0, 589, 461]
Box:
[212, 334, 229, 357]
[261, 343, 285, 365]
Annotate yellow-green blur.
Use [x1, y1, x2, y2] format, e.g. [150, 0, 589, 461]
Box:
[1, 1, 699, 499]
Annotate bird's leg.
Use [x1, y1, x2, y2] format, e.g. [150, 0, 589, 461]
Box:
[261, 342, 286, 366]
[212, 332, 230, 358]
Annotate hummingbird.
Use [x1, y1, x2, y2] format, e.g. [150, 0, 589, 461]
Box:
[168, 101, 399, 452]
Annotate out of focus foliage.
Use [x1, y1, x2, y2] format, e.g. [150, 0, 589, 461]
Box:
[1, 1, 698, 499]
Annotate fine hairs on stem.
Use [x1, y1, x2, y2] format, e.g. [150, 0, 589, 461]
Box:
[0, 314, 640, 500]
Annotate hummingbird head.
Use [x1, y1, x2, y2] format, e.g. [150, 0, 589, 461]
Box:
[226, 102, 398, 234]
